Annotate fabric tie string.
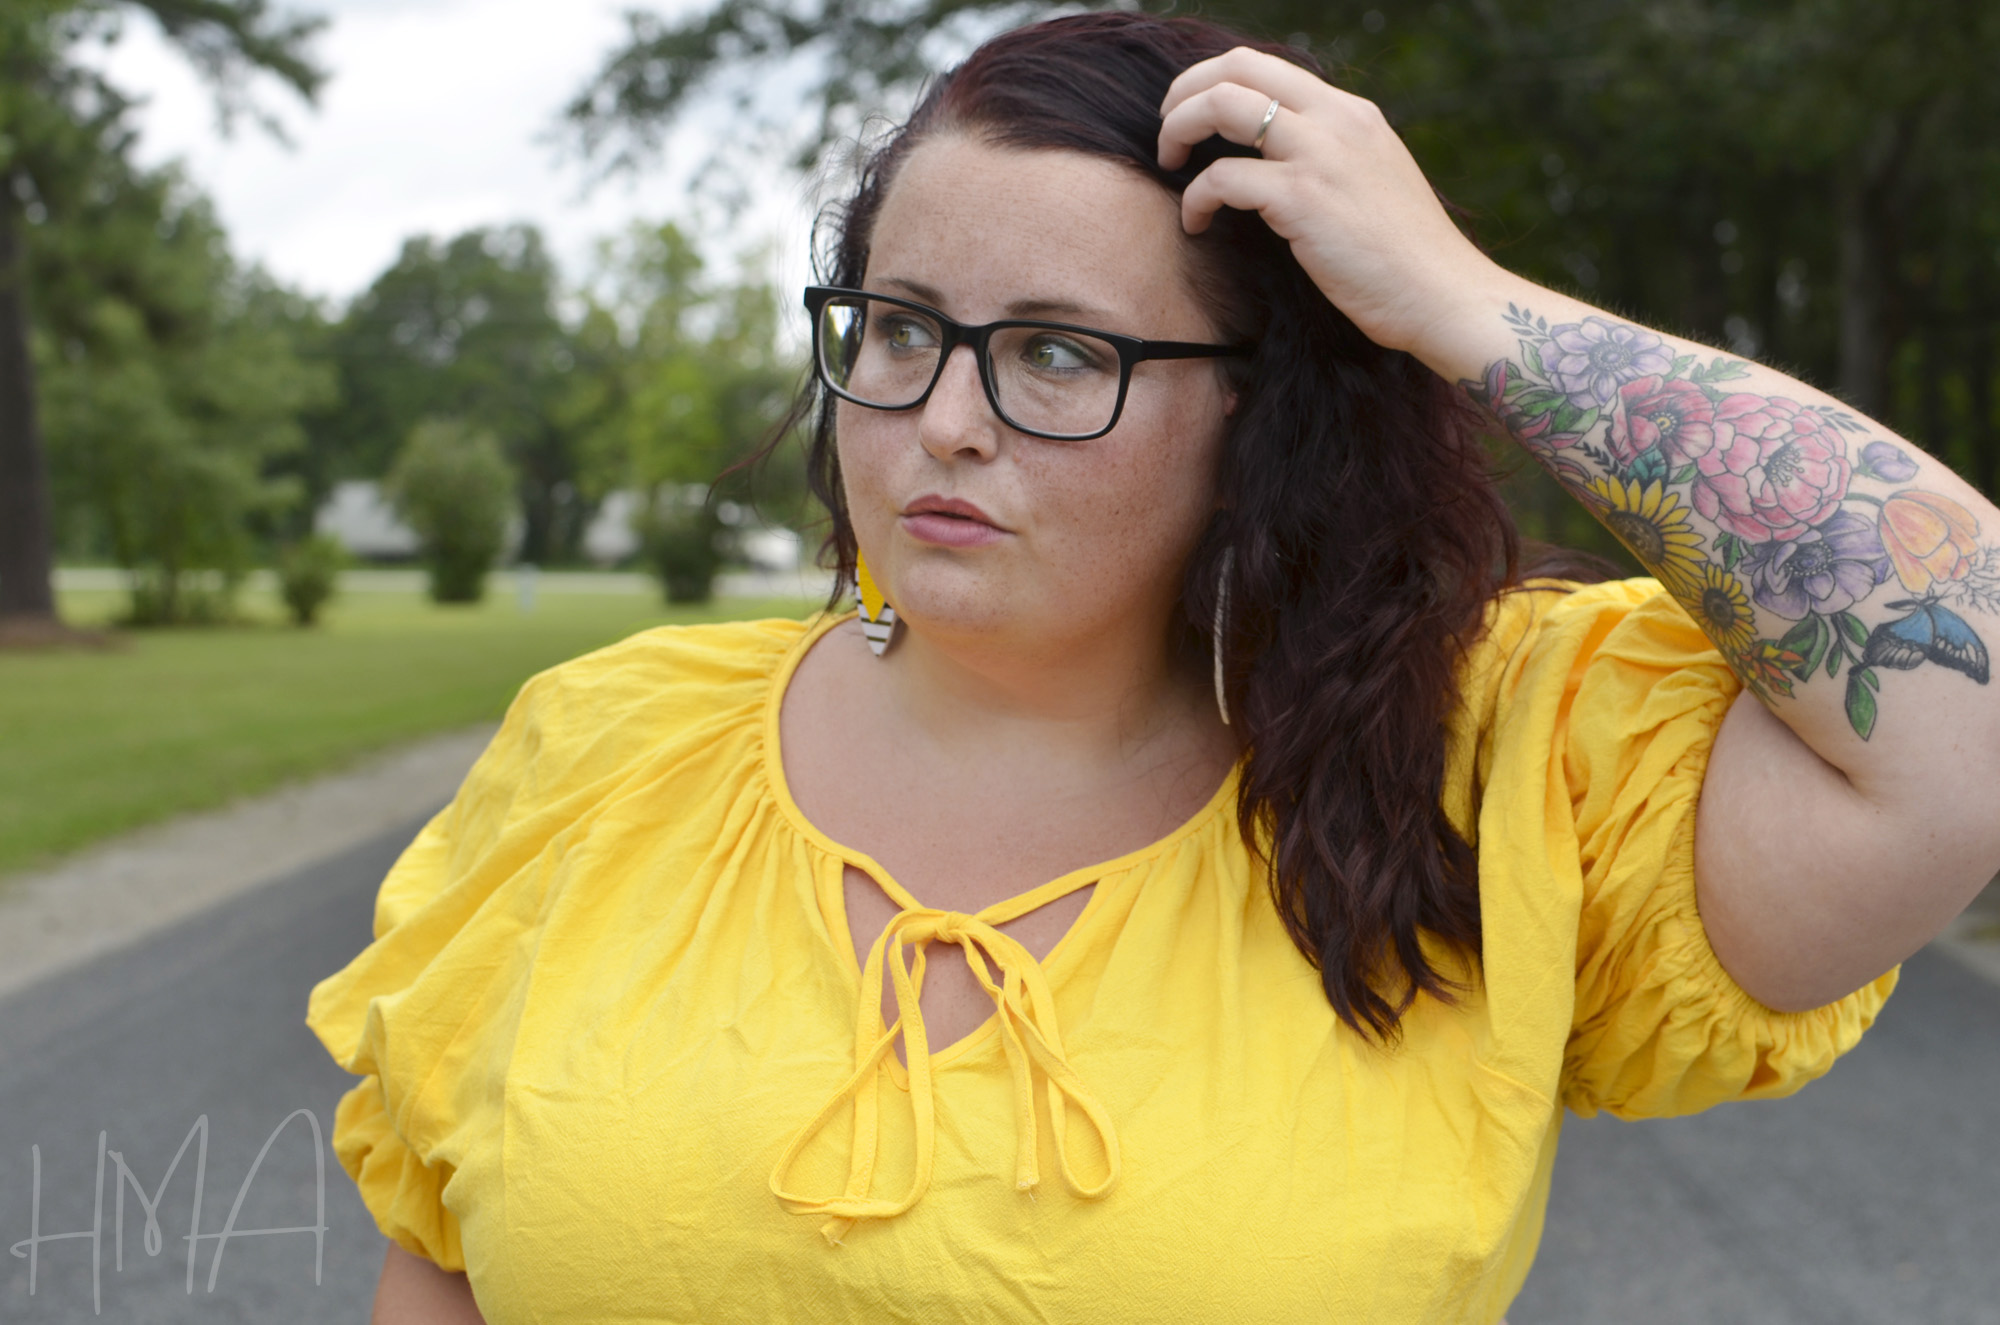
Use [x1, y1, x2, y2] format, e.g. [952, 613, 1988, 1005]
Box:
[769, 905, 1122, 1245]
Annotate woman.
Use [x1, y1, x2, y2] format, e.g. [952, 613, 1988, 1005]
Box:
[310, 13, 2000, 1323]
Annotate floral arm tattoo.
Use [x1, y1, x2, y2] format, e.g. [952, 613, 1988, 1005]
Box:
[1462, 305, 1996, 740]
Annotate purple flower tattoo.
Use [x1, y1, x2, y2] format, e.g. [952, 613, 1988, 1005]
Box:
[1738, 510, 1892, 619]
[1546, 317, 1675, 409]
[1859, 440, 1918, 482]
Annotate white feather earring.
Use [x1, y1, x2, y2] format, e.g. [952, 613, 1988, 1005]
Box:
[1212, 546, 1234, 726]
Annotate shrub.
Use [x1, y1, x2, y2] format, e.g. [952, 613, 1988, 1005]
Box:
[644, 489, 726, 604]
[277, 534, 346, 626]
[122, 568, 244, 627]
[384, 419, 517, 604]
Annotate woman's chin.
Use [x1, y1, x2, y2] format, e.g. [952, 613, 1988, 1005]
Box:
[879, 580, 1025, 645]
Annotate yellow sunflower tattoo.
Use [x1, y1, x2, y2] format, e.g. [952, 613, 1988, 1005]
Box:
[1582, 476, 1706, 595]
[1687, 563, 1758, 659]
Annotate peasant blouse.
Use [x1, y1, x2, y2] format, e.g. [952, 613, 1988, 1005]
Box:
[304, 576, 1896, 1323]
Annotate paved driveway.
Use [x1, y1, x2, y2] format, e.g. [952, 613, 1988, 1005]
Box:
[1513, 947, 2000, 1323]
[0, 818, 1993, 1322]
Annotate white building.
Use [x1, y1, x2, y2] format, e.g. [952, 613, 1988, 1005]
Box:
[314, 480, 420, 558]
[317, 479, 799, 571]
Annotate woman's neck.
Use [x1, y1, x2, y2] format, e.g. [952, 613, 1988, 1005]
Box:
[876, 615, 1235, 785]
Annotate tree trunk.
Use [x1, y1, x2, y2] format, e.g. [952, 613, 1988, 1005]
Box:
[1918, 325, 1945, 461]
[1684, 173, 1728, 343]
[0, 179, 59, 623]
[1836, 116, 1913, 417]
[1751, 176, 1789, 367]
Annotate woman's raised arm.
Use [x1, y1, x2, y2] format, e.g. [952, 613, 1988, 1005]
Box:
[1159, 46, 2000, 1012]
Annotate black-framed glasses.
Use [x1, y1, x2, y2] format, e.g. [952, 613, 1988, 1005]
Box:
[805, 285, 1250, 442]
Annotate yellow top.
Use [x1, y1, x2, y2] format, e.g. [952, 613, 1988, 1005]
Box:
[304, 577, 1896, 1323]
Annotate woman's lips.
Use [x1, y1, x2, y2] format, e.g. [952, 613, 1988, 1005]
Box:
[899, 512, 1009, 547]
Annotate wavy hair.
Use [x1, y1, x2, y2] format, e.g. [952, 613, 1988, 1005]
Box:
[731, 11, 1609, 1043]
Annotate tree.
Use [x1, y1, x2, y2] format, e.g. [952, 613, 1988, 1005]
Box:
[0, 0, 324, 636]
[315, 225, 585, 565]
[561, 0, 2000, 528]
[36, 172, 332, 624]
[384, 418, 517, 604]
[561, 222, 808, 600]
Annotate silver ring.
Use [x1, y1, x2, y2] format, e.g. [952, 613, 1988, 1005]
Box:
[1252, 97, 1280, 152]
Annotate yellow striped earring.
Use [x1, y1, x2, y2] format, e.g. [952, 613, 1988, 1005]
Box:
[854, 551, 901, 657]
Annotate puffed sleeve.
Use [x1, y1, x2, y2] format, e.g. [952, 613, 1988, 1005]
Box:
[1551, 582, 1898, 1119]
[304, 666, 559, 1272]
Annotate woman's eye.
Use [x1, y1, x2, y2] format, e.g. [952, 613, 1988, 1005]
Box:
[1024, 335, 1098, 372]
[883, 316, 938, 350]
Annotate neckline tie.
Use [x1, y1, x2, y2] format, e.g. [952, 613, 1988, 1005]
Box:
[769, 905, 1122, 1245]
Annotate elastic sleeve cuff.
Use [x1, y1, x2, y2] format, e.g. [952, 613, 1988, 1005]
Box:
[330, 1076, 467, 1272]
[1562, 809, 1900, 1119]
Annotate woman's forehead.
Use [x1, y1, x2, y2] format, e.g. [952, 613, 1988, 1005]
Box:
[862, 135, 1204, 331]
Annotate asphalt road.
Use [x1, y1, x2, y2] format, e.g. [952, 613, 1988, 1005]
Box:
[0, 818, 1993, 1323]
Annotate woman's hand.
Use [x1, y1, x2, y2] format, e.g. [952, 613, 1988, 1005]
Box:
[1157, 45, 1505, 360]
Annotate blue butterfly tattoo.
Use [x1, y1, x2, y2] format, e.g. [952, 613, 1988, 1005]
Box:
[1862, 599, 1992, 686]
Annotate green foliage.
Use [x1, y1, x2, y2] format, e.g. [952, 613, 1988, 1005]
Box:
[34, 177, 332, 625]
[2, 3, 325, 202]
[563, 0, 979, 175]
[384, 419, 517, 604]
[644, 490, 726, 603]
[1845, 664, 1880, 740]
[1714, 531, 1746, 572]
[276, 531, 344, 625]
[0, 0, 327, 623]
[1779, 614, 1833, 681]
[311, 225, 585, 563]
[560, 222, 810, 580]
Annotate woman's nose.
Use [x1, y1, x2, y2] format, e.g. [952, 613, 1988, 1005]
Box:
[917, 344, 1001, 460]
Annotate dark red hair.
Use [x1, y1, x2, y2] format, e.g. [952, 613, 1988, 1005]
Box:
[738, 11, 1606, 1042]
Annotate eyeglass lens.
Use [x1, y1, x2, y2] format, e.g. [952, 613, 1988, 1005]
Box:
[817, 295, 1124, 437]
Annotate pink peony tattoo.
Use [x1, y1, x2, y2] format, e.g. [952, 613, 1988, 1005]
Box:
[1690, 394, 1852, 543]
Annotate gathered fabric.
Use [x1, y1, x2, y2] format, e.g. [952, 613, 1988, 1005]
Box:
[305, 578, 1898, 1324]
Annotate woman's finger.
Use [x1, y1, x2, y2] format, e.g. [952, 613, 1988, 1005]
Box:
[1159, 45, 1326, 122]
[1179, 155, 1285, 236]
[1158, 81, 1297, 169]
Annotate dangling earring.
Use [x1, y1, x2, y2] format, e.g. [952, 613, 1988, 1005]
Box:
[854, 551, 901, 658]
[1212, 546, 1234, 726]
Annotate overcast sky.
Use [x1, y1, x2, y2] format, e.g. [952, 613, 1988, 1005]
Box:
[84, 0, 821, 308]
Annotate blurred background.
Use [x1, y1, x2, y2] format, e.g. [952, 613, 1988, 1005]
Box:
[0, 1, 1997, 1318]
[4, 0, 1999, 866]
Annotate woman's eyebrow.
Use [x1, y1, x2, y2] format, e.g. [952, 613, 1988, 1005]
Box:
[874, 275, 1117, 325]
[1006, 295, 1116, 322]
[874, 275, 946, 304]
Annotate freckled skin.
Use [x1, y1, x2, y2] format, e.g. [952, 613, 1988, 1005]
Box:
[838, 136, 1238, 670]
[795, 136, 1247, 1065]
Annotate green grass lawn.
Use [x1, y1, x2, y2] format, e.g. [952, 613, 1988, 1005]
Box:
[0, 579, 828, 878]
